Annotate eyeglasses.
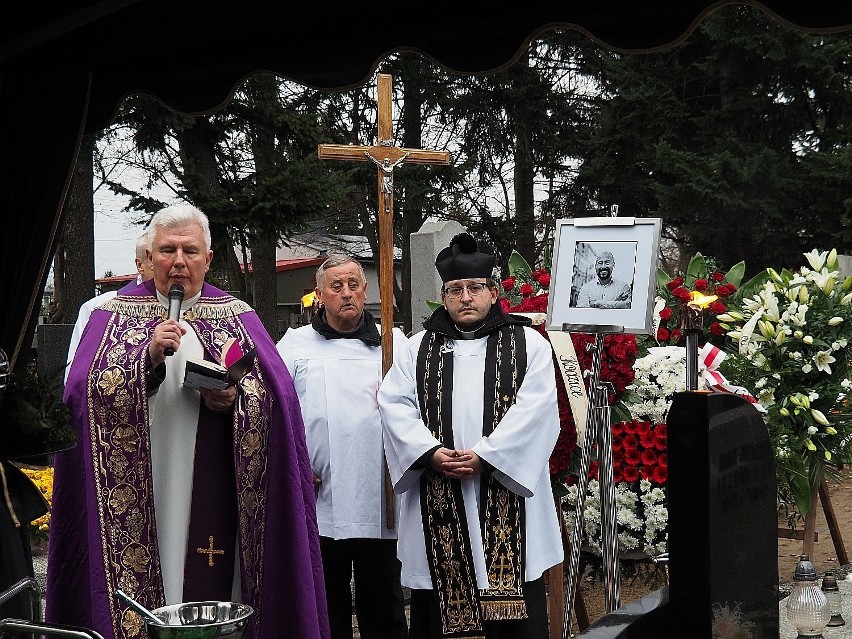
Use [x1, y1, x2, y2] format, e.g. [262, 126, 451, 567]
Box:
[443, 282, 489, 299]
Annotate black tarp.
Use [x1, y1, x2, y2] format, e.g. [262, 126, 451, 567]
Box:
[2, 0, 852, 365]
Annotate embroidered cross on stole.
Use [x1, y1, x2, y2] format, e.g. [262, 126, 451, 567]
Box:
[416, 325, 528, 639]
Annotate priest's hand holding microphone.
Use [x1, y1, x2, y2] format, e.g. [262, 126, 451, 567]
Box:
[148, 283, 236, 412]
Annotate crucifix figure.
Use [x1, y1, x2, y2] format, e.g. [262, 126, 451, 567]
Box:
[365, 150, 410, 214]
[318, 73, 450, 528]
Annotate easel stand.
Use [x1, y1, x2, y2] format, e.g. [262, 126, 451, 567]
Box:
[561, 327, 624, 639]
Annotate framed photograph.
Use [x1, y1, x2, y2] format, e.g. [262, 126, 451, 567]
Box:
[546, 217, 662, 334]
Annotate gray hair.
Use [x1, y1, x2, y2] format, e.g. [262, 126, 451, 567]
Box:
[148, 204, 212, 251]
[315, 254, 366, 288]
[135, 231, 149, 261]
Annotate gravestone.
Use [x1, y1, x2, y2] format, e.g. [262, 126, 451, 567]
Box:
[577, 391, 778, 637]
[409, 220, 466, 328]
[36, 323, 73, 393]
[667, 391, 778, 636]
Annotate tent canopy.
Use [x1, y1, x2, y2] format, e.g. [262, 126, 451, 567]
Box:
[2, 0, 851, 364]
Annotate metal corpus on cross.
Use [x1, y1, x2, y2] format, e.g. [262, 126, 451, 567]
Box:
[317, 73, 450, 527]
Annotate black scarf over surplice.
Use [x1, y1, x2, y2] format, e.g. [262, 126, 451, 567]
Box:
[416, 304, 531, 639]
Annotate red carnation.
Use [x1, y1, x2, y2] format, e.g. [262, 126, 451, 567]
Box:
[659, 307, 673, 321]
[694, 278, 709, 291]
[537, 273, 551, 288]
[519, 282, 533, 296]
[501, 277, 516, 291]
[657, 327, 670, 342]
[639, 429, 656, 448]
[499, 298, 511, 313]
[623, 447, 641, 466]
[622, 466, 640, 482]
[709, 321, 725, 336]
[669, 329, 683, 343]
[641, 448, 658, 466]
[666, 276, 683, 291]
[710, 271, 725, 282]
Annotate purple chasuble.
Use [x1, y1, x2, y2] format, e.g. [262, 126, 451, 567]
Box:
[46, 280, 329, 639]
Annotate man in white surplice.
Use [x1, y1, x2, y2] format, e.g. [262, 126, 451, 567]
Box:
[377, 233, 563, 639]
[277, 254, 409, 639]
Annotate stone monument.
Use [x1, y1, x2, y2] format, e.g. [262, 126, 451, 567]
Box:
[409, 220, 466, 327]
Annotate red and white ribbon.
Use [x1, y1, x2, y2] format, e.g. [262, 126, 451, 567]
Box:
[698, 343, 766, 412]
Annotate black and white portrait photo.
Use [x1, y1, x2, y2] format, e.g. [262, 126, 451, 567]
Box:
[572, 243, 636, 309]
[546, 217, 662, 335]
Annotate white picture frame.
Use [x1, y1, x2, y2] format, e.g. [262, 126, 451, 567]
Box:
[546, 217, 662, 334]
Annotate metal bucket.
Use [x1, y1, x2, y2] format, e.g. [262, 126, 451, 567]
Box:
[145, 602, 253, 639]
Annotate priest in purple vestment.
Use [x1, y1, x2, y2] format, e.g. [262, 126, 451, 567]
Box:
[46, 204, 329, 639]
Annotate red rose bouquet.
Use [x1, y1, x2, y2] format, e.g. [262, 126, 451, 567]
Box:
[655, 252, 744, 347]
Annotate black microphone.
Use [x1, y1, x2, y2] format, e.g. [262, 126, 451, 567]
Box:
[164, 283, 185, 356]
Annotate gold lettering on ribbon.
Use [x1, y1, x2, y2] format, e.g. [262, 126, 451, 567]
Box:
[547, 330, 589, 445]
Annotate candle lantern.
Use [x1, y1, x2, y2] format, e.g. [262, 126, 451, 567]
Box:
[821, 570, 845, 627]
[786, 555, 830, 638]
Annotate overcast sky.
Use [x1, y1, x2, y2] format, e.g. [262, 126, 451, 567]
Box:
[95, 201, 140, 278]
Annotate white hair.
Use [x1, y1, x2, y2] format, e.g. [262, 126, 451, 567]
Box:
[148, 204, 212, 251]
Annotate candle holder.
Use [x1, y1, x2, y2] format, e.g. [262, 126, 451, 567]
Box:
[821, 570, 846, 626]
[680, 305, 703, 391]
[786, 555, 830, 638]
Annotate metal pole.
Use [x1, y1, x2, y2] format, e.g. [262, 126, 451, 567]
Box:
[561, 333, 622, 636]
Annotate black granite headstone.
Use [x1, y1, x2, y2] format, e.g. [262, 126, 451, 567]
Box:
[667, 391, 778, 637]
[577, 391, 778, 638]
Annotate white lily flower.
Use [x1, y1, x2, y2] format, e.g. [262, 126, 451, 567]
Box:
[804, 249, 828, 271]
[811, 408, 830, 426]
[828, 316, 844, 326]
[828, 248, 838, 269]
[803, 335, 814, 345]
[813, 350, 836, 374]
[842, 292, 852, 306]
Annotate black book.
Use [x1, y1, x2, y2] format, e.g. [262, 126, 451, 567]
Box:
[183, 338, 256, 390]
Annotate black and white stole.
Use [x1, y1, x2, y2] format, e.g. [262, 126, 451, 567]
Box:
[416, 323, 528, 639]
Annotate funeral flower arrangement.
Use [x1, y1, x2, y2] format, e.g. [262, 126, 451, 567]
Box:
[562, 419, 669, 557]
[560, 345, 685, 557]
[717, 249, 852, 516]
[623, 346, 689, 424]
[654, 253, 744, 347]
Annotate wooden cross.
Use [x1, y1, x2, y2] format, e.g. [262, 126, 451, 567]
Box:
[196, 535, 224, 567]
[318, 73, 450, 528]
